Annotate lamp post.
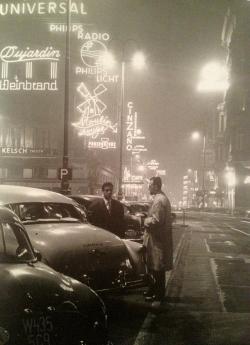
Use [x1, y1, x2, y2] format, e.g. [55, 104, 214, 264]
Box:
[61, 0, 71, 194]
[118, 61, 125, 200]
[102, 49, 146, 199]
[191, 131, 206, 208]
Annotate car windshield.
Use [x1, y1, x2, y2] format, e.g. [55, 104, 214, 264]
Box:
[9, 203, 85, 224]
[0, 222, 35, 263]
[130, 204, 149, 214]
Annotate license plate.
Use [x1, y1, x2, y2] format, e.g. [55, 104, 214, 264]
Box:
[22, 316, 53, 345]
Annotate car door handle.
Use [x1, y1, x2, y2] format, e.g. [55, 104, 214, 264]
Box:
[90, 249, 105, 256]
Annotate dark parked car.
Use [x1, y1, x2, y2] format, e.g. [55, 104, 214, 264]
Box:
[0, 206, 108, 345]
[0, 186, 145, 291]
[122, 201, 150, 229]
[69, 195, 143, 237]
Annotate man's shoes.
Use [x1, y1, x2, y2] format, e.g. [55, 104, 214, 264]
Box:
[143, 289, 153, 297]
[144, 295, 156, 302]
[151, 300, 162, 308]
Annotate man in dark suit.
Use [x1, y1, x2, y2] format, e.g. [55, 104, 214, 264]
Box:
[88, 182, 126, 238]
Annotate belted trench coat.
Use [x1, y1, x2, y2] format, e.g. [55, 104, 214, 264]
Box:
[143, 192, 173, 271]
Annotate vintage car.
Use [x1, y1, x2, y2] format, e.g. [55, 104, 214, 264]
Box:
[0, 206, 108, 345]
[0, 186, 145, 291]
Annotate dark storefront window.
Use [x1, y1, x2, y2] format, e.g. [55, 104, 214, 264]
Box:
[7, 167, 22, 179]
[33, 167, 48, 179]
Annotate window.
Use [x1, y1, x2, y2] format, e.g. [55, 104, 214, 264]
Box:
[0, 222, 34, 262]
[33, 167, 48, 179]
[48, 169, 57, 178]
[7, 167, 22, 179]
[23, 168, 32, 179]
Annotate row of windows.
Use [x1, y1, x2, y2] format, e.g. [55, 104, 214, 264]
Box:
[0, 127, 58, 149]
[0, 167, 57, 179]
[0, 167, 89, 180]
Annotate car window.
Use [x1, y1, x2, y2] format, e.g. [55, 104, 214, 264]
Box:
[11, 203, 84, 223]
[0, 222, 35, 263]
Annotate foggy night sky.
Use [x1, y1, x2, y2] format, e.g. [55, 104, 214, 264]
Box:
[87, 0, 229, 200]
[0, 0, 230, 201]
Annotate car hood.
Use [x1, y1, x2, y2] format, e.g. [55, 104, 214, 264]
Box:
[0, 262, 95, 316]
[25, 222, 128, 277]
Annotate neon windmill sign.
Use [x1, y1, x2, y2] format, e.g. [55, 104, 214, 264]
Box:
[72, 82, 117, 139]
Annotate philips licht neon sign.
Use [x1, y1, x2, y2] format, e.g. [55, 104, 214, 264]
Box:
[74, 28, 119, 82]
[0, 46, 60, 91]
[72, 82, 117, 139]
[0, 2, 87, 16]
[126, 101, 147, 153]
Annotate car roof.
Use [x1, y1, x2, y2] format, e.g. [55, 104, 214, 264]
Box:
[70, 195, 102, 200]
[0, 185, 75, 205]
[0, 206, 21, 223]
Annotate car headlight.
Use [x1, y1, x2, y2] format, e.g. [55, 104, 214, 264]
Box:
[0, 327, 10, 345]
[120, 258, 133, 270]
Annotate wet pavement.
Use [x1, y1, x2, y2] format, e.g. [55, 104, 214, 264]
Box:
[104, 215, 250, 345]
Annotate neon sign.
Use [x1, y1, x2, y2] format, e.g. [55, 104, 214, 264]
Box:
[0, 46, 60, 91]
[126, 101, 147, 153]
[147, 160, 160, 170]
[88, 138, 116, 150]
[0, 46, 60, 62]
[80, 40, 107, 68]
[0, 2, 87, 16]
[72, 82, 117, 139]
[123, 167, 143, 183]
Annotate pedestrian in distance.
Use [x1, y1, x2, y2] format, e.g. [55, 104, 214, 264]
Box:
[143, 176, 173, 305]
[88, 182, 126, 238]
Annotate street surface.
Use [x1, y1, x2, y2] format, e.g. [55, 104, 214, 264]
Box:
[103, 213, 250, 345]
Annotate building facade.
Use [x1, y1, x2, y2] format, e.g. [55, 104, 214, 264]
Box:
[219, 0, 250, 212]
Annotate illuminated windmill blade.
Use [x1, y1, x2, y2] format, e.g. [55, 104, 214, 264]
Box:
[77, 100, 91, 114]
[94, 83, 107, 97]
[77, 82, 92, 99]
[94, 99, 107, 115]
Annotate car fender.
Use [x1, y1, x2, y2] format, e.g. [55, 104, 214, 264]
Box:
[122, 239, 146, 276]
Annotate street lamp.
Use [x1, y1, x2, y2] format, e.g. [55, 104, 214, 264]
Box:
[103, 48, 146, 199]
[61, 0, 71, 194]
[197, 61, 229, 93]
[191, 131, 206, 208]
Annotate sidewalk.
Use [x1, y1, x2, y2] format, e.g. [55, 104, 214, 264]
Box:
[108, 221, 250, 345]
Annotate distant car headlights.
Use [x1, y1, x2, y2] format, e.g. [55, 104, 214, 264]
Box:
[0, 327, 10, 345]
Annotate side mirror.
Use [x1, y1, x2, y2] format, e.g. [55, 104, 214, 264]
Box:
[34, 249, 42, 261]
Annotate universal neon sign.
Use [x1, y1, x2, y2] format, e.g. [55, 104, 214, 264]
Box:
[0, 2, 87, 16]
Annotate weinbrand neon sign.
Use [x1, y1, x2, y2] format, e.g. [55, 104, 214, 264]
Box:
[0, 2, 87, 16]
[0, 46, 60, 91]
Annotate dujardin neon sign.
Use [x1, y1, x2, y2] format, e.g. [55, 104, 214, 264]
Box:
[0, 46, 60, 91]
[0, 1, 87, 16]
[72, 82, 117, 139]
[0, 46, 60, 62]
